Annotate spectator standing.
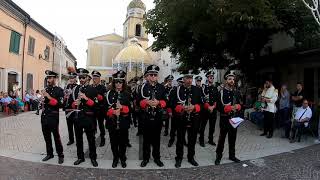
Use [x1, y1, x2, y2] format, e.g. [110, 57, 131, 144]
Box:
[279, 84, 290, 138]
[260, 79, 278, 138]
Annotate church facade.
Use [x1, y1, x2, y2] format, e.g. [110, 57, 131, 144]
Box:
[86, 0, 179, 83]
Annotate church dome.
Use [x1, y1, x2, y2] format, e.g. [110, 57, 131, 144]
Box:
[127, 0, 146, 11]
[114, 38, 152, 64]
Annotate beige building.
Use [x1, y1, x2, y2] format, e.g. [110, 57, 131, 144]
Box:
[87, 0, 176, 82]
[0, 0, 76, 95]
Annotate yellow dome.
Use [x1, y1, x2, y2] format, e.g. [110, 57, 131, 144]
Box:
[114, 40, 153, 64]
[127, 0, 146, 11]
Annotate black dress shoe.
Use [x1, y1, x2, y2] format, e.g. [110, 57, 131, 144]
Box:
[140, 160, 149, 167]
[112, 159, 119, 168]
[175, 159, 182, 168]
[266, 134, 273, 138]
[208, 141, 216, 146]
[184, 141, 188, 146]
[229, 157, 241, 163]
[42, 155, 54, 162]
[58, 157, 64, 164]
[121, 160, 127, 168]
[127, 142, 132, 148]
[260, 133, 267, 136]
[67, 141, 74, 146]
[168, 140, 174, 147]
[91, 159, 98, 167]
[154, 159, 164, 167]
[199, 141, 205, 147]
[164, 130, 168, 136]
[73, 159, 85, 165]
[215, 158, 221, 165]
[188, 158, 199, 166]
[100, 138, 105, 147]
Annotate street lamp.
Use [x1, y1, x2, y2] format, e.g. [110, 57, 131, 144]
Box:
[39, 46, 49, 60]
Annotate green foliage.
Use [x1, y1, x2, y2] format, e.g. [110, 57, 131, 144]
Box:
[145, 0, 319, 72]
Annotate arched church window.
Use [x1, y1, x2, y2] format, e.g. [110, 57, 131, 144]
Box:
[135, 24, 141, 37]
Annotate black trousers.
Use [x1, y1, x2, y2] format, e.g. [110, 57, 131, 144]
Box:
[8, 103, 17, 113]
[169, 115, 178, 142]
[109, 128, 128, 161]
[216, 116, 237, 158]
[65, 112, 75, 142]
[74, 114, 97, 160]
[199, 111, 217, 142]
[263, 111, 275, 135]
[291, 122, 305, 140]
[41, 116, 64, 157]
[164, 113, 170, 132]
[96, 110, 106, 138]
[176, 115, 199, 160]
[142, 119, 162, 160]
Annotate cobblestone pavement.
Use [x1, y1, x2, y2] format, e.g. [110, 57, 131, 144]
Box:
[0, 111, 316, 169]
[1, 145, 320, 180]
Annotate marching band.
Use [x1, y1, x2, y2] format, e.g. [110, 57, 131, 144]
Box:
[40, 65, 243, 168]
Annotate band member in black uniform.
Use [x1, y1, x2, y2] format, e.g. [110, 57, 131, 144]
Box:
[199, 71, 218, 147]
[195, 76, 203, 88]
[134, 73, 149, 136]
[91, 70, 107, 147]
[73, 68, 99, 167]
[41, 70, 64, 164]
[105, 70, 131, 168]
[63, 68, 78, 146]
[215, 70, 242, 165]
[163, 75, 174, 136]
[138, 65, 167, 167]
[171, 71, 202, 168]
[168, 77, 183, 147]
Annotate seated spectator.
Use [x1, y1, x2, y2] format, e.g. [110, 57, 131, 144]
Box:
[244, 94, 254, 120]
[290, 99, 312, 143]
[14, 91, 24, 112]
[24, 90, 32, 110]
[1, 92, 18, 115]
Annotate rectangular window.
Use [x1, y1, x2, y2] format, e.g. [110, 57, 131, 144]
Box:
[9, 31, 21, 54]
[28, 36, 36, 56]
[26, 73, 33, 91]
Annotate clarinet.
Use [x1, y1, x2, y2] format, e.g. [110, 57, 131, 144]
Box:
[185, 87, 192, 127]
[149, 86, 157, 121]
[115, 90, 121, 130]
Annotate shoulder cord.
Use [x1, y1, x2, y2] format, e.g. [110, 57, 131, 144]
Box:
[141, 83, 150, 99]
[220, 88, 232, 106]
[106, 90, 112, 106]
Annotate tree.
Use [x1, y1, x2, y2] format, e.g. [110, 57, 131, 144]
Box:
[145, 0, 319, 72]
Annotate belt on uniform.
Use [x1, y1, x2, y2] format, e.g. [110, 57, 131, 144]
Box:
[84, 111, 94, 115]
[45, 111, 59, 114]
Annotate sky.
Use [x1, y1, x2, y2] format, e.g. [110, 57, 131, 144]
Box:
[12, 0, 155, 68]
